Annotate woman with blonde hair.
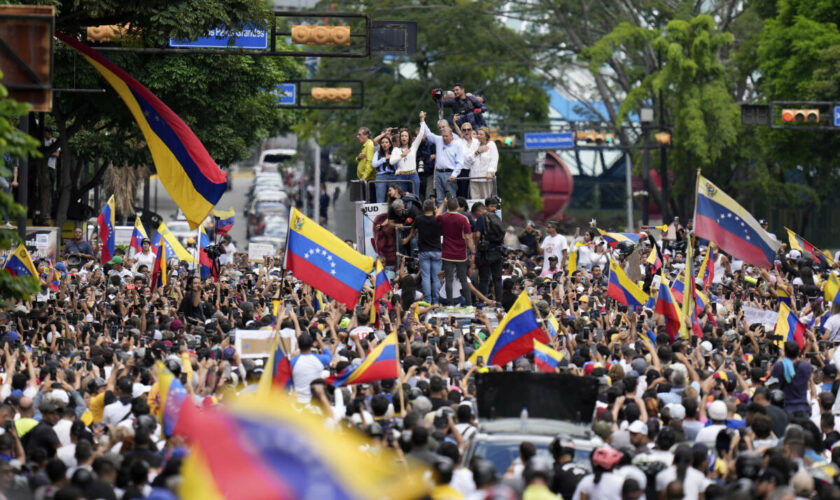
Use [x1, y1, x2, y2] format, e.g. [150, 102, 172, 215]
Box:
[471, 127, 498, 199]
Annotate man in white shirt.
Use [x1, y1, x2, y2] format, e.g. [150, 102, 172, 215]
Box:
[694, 400, 728, 443]
[291, 333, 332, 404]
[538, 221, 568, 270]
[106, 257, 133, 284]
[132, 239, 156, 272]
[102, 377, 134, 426]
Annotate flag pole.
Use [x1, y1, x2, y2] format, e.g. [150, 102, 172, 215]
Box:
[693, 169, 701, 229]
[395, 330, 405, 417]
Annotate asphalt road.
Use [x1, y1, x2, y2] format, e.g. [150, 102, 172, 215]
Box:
[144, 169, 355, 249]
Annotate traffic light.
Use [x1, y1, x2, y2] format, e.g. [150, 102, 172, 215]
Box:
[781, 108, 819, 123]
[499, 135, 515, 147]
[574, 131, 615, 144]
[291, 25, 351, 46]
[86, 25, 128, 42]
[310, 87, 352, 102]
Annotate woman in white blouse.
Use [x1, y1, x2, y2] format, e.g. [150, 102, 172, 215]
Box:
[471, 127, 498, 199]
[390, 128, 423, 196]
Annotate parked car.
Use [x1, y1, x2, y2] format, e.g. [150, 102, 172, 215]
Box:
[258, 148, 296, 173]
[249, 214, 289, 253]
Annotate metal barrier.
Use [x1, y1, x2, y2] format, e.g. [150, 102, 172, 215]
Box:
[350, 176, 497, 203]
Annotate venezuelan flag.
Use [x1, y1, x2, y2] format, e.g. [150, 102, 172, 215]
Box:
[774, 302, 806, 350]
[47, 260, 60, 292]
[178, 392, 428, 500]
[545, 313, 560, 338]
[646, 245, 663, 273]
[57, 33, 227, 230]
[4, 244, 37, 278]
[694, 174, 780, 269]
[655, 274, 682, 342]
[607, 258, 649, 307]
[786, 227, 831, 267]
[213, 207, 235, 237]
[198, 225, 213, 280]
[697, 244, 715, 289]
[151, 242, 168, 290]
[469, 291, 549, 367]
[257, 340, 292, 395]
[597, 228, 643, 248]
[152, 221, 196, 263]
[286, 207, 374, 308]
[98, 195, 116, 265]
[825, 273, 840, 307]
[157, 362, 192, 437]
[533, 339, 564, 373]
[130, 216, 149, 254]
[327, 332, 399, 387]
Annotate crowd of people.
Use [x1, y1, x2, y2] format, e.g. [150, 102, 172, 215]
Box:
[356, 85, 497, 204]
[0, 199, 838, 500]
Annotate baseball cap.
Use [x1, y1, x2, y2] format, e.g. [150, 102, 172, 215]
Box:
[787, 250, 802, 260]
[107, 256, 123, 265]
[628, 420, 648, 435]
[665, 403, 685, 421]
[708, 400, 727, 421]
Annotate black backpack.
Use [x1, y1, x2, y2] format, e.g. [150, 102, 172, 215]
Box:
[482, 213, 505, 244]
[402, 193, 423, 213]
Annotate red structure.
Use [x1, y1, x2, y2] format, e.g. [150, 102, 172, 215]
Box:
[539, 152, 574, 220]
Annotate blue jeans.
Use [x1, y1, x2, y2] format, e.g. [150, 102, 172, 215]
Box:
[419, 250, 442, 304]
[396, 172, 421, 196]
[375, 173, 396, 203]
[434, 170, 456, 201]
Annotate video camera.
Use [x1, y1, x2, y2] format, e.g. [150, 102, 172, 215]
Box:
[430, 88, 444, 120]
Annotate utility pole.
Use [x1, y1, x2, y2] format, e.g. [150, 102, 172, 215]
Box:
[658, 88, 669, 222]
[625, 151, 633, 232]
[16, 115, 29, 240]
[311, 137, 320, 224]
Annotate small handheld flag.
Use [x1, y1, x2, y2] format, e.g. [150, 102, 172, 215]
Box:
[774, 302, 806, 350]
[130, 216, 149, 254]
[469, 291, 549, 367]
[213, 207, 235, 237]
[4, 244, 37, 278]
[326, 332, 399, 387]
[607, 258, 650, 307]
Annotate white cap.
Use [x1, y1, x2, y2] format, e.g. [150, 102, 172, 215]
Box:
[708, 400, 727, 421]
[628, 420, 648, 435]
[132, 383, 151, 399]
[700, 341, 714, 355]
[666, 403, 686, 421]
[787, 249, 802, 260]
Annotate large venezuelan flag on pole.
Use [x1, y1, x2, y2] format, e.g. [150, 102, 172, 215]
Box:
[98, 195, 115, 265]
[3, 244, 37, 278]
[694, 174, 780, 269]
[469, 291, 549, 367]
[786, 227, 832, 267]
[56, 33, 227, 230]
[129, 216, 149, 254]
[654, 274, 682, 342]
[326, 332, 399, 387]
[285, 207, 374, 308]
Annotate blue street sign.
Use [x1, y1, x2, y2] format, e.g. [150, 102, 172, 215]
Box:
[276, 83, 296, 106]
[169, 25, 268, 49]
[523, 132, 574, 150]
[834, 106, 840, 127]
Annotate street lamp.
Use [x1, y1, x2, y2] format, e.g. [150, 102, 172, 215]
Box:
[639, 107, 654, 226]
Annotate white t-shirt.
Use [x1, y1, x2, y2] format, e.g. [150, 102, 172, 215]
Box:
[291, 351, 332, 404]
[541, 234, 568, 269]
[53, 419, 73, 447]
[572, 471, 624, 500]
[102, 400, 132, 426]
[655, 465, 707, 499]
[694, 423, 726, 444]
[825, 314, 840, 342]
[132, 251, 156, 272]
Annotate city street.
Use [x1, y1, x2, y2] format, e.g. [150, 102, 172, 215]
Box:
[143, 168, 355, 248]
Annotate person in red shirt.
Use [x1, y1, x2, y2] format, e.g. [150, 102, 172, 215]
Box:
[436, 197, 474, 306]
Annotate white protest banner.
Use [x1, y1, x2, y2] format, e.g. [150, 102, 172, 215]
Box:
[248, 242, 275, 262]
[742, 305, 778, 330]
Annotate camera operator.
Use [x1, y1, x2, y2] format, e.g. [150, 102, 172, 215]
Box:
[441, 83, 487, 129]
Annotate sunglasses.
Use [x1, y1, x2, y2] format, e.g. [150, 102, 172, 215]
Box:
[462, 127, 472, 131]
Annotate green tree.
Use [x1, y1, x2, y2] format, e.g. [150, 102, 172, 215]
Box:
[300, 0, 548, 215]
[0, 75, 42, 303]
[25, 0, 304, 227]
